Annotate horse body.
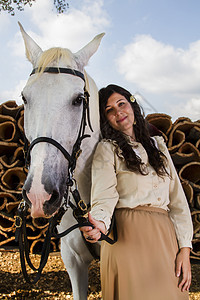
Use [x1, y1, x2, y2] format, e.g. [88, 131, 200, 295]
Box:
[19, 23, 103, 299]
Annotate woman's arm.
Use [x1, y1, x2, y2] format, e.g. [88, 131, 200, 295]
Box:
[163, 144, 193, 290]
[163, 142, 193, 249]
[80, 141, 119, 242]
[156, 137, 193, 290]
[90, 141, 119, 230]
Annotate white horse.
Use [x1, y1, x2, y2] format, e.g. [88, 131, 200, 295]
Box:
[19, 22, 104, 300]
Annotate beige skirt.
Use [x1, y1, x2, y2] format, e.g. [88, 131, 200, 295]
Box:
[100, 206, 189, 300]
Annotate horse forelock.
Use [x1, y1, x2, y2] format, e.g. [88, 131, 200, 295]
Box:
[36, 47, 78, 75]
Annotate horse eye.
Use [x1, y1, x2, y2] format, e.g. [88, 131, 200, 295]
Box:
[72, 95, 84, 106]
[21, 93, 27, 105]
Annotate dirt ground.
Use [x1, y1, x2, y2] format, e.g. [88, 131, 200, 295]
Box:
[0, 251, 199, 299]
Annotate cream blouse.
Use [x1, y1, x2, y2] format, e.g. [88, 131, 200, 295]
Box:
[90, 136, 193, 249]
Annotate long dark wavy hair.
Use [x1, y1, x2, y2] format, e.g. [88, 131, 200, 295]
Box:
[99, 84, 168, 177]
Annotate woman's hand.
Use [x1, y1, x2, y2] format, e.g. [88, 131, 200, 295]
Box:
[79, 212, 106, 243]
[175, 247, 191, 292]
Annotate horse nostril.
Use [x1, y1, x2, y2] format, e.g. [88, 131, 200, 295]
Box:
[48, 190, 60, 205]
[43, 190, 61, 216]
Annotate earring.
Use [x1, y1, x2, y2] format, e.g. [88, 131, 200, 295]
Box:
[133, 120, 136, 125]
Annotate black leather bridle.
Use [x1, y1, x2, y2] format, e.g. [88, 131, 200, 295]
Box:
[24, 66, 92, 175]
[15, 67, 117, 284]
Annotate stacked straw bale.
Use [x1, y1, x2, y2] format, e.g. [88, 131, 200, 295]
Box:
[0, 101, 199, 260]
[0, 101, 59, 253]
[146, 113, 200, 260]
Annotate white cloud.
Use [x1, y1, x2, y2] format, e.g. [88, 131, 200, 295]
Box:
[116, 35, 200, 121]
[170, 97, 200, 121]
[30, 0, 108, 49]
[1, 0, 109, 105]
[0, 12, 10, 32]
[11, 0, 109, 59]
[0, 80, 25, 105]
[116, 35, 200, 95]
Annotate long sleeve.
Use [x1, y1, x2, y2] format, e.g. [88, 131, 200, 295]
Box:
[163, 142, 193, 248]
[90, 141, 119, 230]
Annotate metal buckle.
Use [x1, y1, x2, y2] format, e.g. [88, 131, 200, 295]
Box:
[18, 200, 26, 211]
[73, 209, 88, 220]
[78, 200, 87, 212]
[75, 149, 82, 159]
[69, 178, 77, 191]
[63, 193, 70, 208]
[15, 216, 23, 228]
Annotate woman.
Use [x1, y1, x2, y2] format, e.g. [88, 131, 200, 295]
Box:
[80, 84, 193, 300]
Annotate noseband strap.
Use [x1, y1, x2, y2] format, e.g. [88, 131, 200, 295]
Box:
[26, 137, 73, 165]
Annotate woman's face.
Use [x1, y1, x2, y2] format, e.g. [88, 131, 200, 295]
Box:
[105, 92, 135, 137]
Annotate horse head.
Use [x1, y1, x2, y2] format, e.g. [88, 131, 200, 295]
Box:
[19, 23, 104, 218]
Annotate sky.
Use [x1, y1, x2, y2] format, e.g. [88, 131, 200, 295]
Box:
[0, 0, 200, 121]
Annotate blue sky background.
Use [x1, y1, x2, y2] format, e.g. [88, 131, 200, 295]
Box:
[0, 0, 200, 121]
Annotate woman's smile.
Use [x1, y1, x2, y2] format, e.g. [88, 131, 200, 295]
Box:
[116, 116, 127, 123]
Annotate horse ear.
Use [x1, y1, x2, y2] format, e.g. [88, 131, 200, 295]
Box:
[18, 22, 43, 67]
[75, 33, 105, 67]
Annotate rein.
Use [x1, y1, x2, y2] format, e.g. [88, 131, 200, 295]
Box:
[15, 67, 117, 284]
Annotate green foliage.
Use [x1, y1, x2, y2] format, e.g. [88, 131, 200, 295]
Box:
[0, 0, 68, 16]
[54, 0, 69, 14]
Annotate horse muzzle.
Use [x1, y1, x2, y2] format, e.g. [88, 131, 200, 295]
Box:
[22, 188, 62, 217]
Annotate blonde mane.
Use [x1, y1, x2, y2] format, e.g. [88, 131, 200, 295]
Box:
[37, 47, 77, 74]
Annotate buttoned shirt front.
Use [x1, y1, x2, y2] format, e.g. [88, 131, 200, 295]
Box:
[90, 136, 193, 249]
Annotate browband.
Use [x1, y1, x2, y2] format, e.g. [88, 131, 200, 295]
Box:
[30, 67, 85, 82]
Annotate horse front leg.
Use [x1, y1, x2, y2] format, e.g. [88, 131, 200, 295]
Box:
[60, 232, 94, 300]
